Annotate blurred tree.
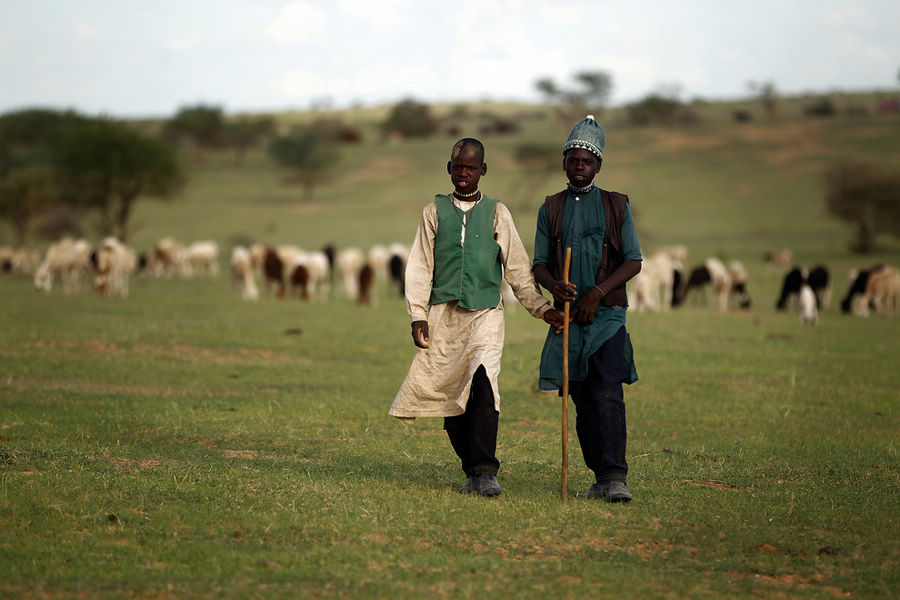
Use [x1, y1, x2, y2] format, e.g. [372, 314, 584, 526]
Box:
[225, 116, 275, 165]
[748, 80, 778, 119]
[165, 104, 225, 162]
[268, 129, 338, 198]
[825, 162, 900, 253]
[381, 99, 437, 139]
[0, 109, 89, 242]
[0, 166, 59, 245]
[534, 70, 612, 122]
[55, 120, 184, 241]
[626, 94, 691, 126]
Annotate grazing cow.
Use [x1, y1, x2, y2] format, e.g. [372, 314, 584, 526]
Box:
[629, 251, 675, 313]
[682, 258, 731, 312]
[34, 238, 92, 295]
[93, 237, 137, 297]
[860, 265, 900, 317]
[336, 247, 366, 299]
[798, 284, 818, 325]
[145, 237, 184, 278]
[179, 240, 220, 278]
[2, 246, 41, 275]
[776, 267, 805, 310]
[287, 251, 330, 301]
[807, 265, 831, 309]
[657, 244, 688, 269]
[386, 242, 409, 297]
[249, 242, 267, 274]
[289, 262, 310, 300]
[262, 245, 286, 297]
[728, 261, 752, 309]
[763, 249, 793, 270]
[840, 265, 883, 314]
[368, 244, 390, 278]
[358, 264, 375, 304]
[230, 246, 258, 301]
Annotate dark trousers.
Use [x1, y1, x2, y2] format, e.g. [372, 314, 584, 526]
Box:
[444, 365, 500, 477]
[569, 326, 628, 483]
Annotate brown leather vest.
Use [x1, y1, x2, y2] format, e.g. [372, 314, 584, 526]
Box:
[543, 188, 630, 307]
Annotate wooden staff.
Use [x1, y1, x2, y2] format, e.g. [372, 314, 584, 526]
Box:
[561, 246, 572, 502]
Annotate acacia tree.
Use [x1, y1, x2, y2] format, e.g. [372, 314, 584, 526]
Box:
[55, 120, 184, 241]
[748, 80, 778, 119]
[0, 166, 59, 245]
[825, 162, 900, 253]
[165, 104, 225, 163]
[268, 129, 338, 198]
[535, 70, 613, 122]
[0, 109, 88, 242]
[225, 116, 275, 165]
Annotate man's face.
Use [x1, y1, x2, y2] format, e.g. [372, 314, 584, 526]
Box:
[564, 148, 601, 188]
[447, 150, 486, 194]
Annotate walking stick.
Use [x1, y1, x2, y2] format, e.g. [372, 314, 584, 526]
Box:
[561, 247, 572, 502]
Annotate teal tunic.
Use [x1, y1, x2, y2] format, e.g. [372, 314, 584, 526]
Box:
[533, 187, 642, 390]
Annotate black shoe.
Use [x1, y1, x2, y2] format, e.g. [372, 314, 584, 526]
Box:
[574, 483, 608, 499]
[606, 481, 633, 503]
[472, 474, 502, 497]
[457, 475, 475, 494]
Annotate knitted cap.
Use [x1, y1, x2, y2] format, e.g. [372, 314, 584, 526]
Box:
[562, 114, 606, 159]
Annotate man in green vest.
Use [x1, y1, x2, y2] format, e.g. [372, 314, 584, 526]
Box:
[390, 138, 565, 497]
[532, 116, 643, 502]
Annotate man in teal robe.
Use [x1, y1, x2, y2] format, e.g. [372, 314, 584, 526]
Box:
[532, 116, 643, 502]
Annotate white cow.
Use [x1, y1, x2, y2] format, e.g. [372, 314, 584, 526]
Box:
[34, 238, 92, 295]
[630, 251, 675, 313]
[336, 247, 366, 299]
[230, 246, 259, 301]
[93, 237, 137, 297]
[798, 284, 818, 325]
[178, 240, 220, 278]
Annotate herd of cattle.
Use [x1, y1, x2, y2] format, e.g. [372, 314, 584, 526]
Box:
[2, 238, 898, 324]
[626, 244, 900, 324]
[0, 236, 408, 304]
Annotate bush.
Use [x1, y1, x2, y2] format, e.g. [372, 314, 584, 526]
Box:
[825, 161, 900, 253]
[626, 95, 697, 126]
[381, 99, 437, 139]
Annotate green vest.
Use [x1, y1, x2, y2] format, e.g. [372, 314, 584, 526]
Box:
[429, 194, 503, 309]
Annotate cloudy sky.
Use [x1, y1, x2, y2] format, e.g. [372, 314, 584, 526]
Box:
[1, 0, 897, 118]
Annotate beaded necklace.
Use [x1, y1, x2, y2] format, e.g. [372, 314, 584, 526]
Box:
[567, 181, 595, 194]
[450, 191, 482, 246]
[453, 188, 480, 199]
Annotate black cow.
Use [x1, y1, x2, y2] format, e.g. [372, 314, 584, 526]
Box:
[776, 267, 804, 310]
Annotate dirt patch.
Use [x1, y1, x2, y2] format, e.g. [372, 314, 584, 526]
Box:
[93, 456, 162, 469]
[224, 449, 258, 459]
[725, 571, 849, 598]
[683, 479, 754, 492]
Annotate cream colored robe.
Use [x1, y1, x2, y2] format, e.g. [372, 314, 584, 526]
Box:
[389, 197, 552, 422]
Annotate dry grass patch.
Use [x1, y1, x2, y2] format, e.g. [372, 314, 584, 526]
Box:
[26, 339, 304, 366]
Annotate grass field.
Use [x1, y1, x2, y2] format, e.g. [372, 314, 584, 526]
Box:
[2, 101, 899, 598]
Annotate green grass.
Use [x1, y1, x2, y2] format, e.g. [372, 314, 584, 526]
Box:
[2, 102, 899, 598]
